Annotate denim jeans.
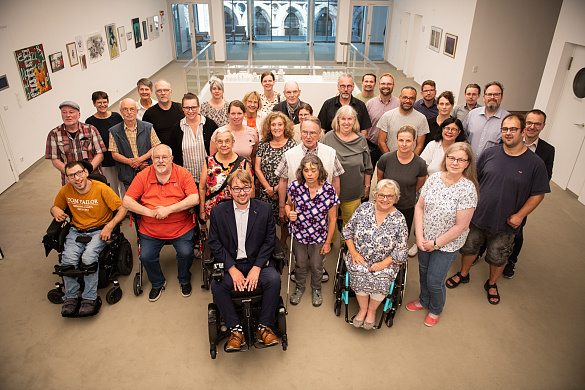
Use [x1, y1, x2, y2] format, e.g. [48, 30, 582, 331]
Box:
[418, 249, 459, 316]
[139, 228, 194, 289]
[61, 228, 106, 300]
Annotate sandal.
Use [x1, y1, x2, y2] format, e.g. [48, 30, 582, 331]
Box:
[484, 280, 500, 305]
[445, 272, 470, 289]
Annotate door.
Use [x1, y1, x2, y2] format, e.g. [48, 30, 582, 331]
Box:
[548, 44, 585, 204]
[350, 3, 390, 61]
[0, 116, 18, 194]
[397, 11, 410, 70]
[172, 3, 212, 60]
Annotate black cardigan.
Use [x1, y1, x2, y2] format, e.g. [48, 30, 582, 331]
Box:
[168, 116, 218, 167]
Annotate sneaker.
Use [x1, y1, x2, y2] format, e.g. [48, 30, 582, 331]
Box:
[312, 290, 323, 307]
[149, 281, 166, 302]
[503, 262, 515, 279]
[78, 299, 98, 316]
[290, 269, 296, 283]
[406, 300, 426, 311]
[408, 244, 418, 257]
[180, 282, 192, 297]
[424, 313, 440, 327]
[290, 288, 303, 305]
[61, 297, 78, 316]
[322, 269, 329, 282]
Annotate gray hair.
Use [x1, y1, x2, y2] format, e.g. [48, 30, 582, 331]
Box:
[209, 77, 224, 92]
[372, 179, 400, 204]
[338, 73, 354, 85]
[216, 127, 235, 141]
[155, 79, 171, 91]
[332, 105, 360, 134]
[151, 144, 173, 159]
[119, 98, 137, 112]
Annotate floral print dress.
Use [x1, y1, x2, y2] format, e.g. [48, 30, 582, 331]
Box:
[203, 153, 247, 215]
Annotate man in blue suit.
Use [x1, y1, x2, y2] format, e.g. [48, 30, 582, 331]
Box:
[209, 170, 280, 351]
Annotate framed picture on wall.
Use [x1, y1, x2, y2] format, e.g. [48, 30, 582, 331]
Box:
[105, 23, 120, 60]
[75, 36, 84, 53]
[132, 18, 142, 49]
[148, 17, 155, 41]
[118, 26, 127, 52]
[429, 26, 442, 53]
[444, 33, 458, 58]
[66, 42, 79, 66]
[127, 32, 132, 41]
[49, 52, 64, 73]
[14, 44, 52, 100]
[142, 20, 148, 40]
[80, 54, 88, 71]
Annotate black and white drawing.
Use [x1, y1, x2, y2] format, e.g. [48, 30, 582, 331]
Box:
[85, 32, 106, 64]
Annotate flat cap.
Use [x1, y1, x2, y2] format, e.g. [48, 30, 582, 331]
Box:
[59, 101, 80, 111]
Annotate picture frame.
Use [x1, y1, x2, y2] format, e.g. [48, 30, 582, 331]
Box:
[429, 26, 442, 53]
[117, 26, 127, 52]
[49, 51, 64, 73]
[444, 33, 458, 59]
[148, 17, 155, 41]
[154, 15, 160, 38]
[105, 23, 120, 60]
[14, 44, 52, 100]
[127, 32, 132, 41]
[132, 18, 142, 48]
[85, 31, 106, 64]
[80, 54, 87, 71]
[66, 42, 79, 66]
[75, 36, 84, 53]
[142, 20, 148, 40]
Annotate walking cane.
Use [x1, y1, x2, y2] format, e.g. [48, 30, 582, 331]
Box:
[285, 201, 296, 314]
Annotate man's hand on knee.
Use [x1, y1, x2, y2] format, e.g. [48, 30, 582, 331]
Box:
[228, 266, 246, 292]
[244, 266, 261, 291]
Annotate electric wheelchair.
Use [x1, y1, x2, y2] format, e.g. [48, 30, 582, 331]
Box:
[206, 240, 288, 359]
[42, 171, 133, 317]
[332, 246, 407, 328]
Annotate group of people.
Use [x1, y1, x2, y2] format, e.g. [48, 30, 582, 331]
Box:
[45, 72, 554, 341]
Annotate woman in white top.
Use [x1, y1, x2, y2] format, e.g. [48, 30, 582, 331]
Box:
[407, 142, 478, 327]
[242, 90, 267, 140]
[210, 100, 258, 165]
[420, 117, 467, 175]
[259, 71, 284, 114]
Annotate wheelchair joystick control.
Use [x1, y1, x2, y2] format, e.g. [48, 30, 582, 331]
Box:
[212, 263, 225, 282]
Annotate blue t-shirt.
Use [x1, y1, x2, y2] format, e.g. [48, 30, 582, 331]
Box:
[472, 145, 550, 234]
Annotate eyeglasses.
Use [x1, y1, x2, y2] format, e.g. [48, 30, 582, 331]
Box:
[338, 84, 354, 90]
[501, 127, 520, 134]
[526, 121, 543, 127]
[157, 89, 171, 93]
[401, 96, 415, 101]
[301, 131, 319, 137]
[422, 89, 436, 93]
[153, 155, 170, 161]
[446, 156, 469, 164]
[183, 106, 199, 111]
[377, 194, 395, 200]
[216, 139, 232, 145]
[284, 90, 299, 95]
[485, 93, 502, 98]
[231, 186, 252, 193]
[443, 126, 460, 133]
[121, 107, 136, 112]
[66, 170, 85, 180]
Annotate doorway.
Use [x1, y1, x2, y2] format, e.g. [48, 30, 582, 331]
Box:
[350, 2, 391, 62]
[171, 3, 212, 61]
[548, 44, 585, 204]
[0, 116, 18, 194]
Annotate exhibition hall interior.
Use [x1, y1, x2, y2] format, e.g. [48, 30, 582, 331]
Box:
[0, 0, 584, 389]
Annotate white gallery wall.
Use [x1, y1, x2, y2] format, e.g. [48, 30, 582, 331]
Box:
[0, 0, 173, 177]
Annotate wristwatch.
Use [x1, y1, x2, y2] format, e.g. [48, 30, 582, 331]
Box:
[433, 240, 440, 250]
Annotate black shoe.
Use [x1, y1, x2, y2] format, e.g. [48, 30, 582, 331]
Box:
[149, 282, 166, 302]
[290, 269, 296, 283]
[78, 299, 98, 316]
[181, 282, 192, 297]
[503, 262, 515, 279]
[61, 298, 78, 317]
[322, 269, 329, 283]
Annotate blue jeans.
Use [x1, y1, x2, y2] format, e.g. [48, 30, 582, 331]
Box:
[139, 228, 194, 289]
[61, 228, 106, 300]
[418, 249, 459, 316]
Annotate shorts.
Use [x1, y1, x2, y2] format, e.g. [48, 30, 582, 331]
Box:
[459, 223, 515, 267]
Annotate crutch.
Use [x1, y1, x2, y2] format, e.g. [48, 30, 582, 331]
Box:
[285, 201, 296, 314]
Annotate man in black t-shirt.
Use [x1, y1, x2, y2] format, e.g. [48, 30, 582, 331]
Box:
[142, 79, 184, 145]
[445, 114, 550, 305]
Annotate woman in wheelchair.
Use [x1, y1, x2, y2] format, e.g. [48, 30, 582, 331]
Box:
[341, 179, 409, 329]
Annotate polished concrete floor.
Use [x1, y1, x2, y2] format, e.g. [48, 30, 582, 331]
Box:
[1, 62, 585, 389]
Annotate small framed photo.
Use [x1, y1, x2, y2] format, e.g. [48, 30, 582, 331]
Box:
[49, 52, 65, 73]
[80, 54, 88, 71]
[444, 33, 458, 59]
[429, 26, 442, 53]
[66, 42, 79, 66]
[127, 32, 132, 41]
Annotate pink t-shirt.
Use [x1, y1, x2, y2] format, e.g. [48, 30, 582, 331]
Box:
[212, 126, 258, 164]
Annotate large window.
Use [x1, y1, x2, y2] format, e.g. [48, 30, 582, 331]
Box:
[252, 1, 308, 41]
[314, 0, 336, 42]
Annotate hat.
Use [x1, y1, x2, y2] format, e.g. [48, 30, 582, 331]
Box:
[59, 101, 80, 111]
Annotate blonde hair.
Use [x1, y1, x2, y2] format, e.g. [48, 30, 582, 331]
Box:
[242, 90, 263, 111]
[261, 111, 294, 141]
[332, 106, 360, 134]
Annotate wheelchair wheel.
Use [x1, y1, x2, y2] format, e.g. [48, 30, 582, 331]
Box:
[47, 288, 64, 304]
[117, 241, 133, 275]
[133, 273, 143, 296]
[106, 286, 123, 304]
[210, 349, 217, 359]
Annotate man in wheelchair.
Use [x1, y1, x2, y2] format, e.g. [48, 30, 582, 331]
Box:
[50, 161, 126, 316]
[208, 170, 281, 351]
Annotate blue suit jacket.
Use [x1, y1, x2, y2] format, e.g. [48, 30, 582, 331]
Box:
[208, 199, 276, 271]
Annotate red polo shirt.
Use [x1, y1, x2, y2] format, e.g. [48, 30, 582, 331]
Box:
[126, 164, 197, 239]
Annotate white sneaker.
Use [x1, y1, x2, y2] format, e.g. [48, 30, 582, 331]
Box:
[408, 244, 418, 257]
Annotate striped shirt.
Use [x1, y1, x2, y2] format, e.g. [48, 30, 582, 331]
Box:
[108, 122, 161, 157]
[179, 117, 207, 183]
[45, 122, 106, 185]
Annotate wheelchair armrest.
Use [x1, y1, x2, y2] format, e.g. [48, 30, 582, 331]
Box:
[211, 263, 225, 282]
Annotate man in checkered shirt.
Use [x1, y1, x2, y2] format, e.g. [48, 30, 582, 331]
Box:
[46, 101, 106, 185]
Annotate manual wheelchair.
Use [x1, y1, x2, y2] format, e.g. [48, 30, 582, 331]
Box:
[206, 240, 288, 359]
[332, 246, 407, 328]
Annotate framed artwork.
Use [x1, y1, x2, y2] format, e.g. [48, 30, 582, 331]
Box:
[80, 54, 88, 71]
[444, 33, 458, 58]
[127, 32, 132, 41]
[132, 18, 142, 48]
[148, 17, 155, 41]
[85, 31, 106, 64]
[117, 26, 127, 52]
[49, 52, 64, 73]
[66, 42, 79, 66]
[154, 15, 160, 38]
[0, 75, 9, 92]
[142, 20, 148, 40]
[14, 44, 52, 101]
[105, 23, 120, 59]
[75, 36, 84, 53]
[429, 26, 442, 53]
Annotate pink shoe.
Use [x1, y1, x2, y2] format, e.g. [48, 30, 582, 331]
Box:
[424, 314, 440, 327]
[406, 301, 426, 311]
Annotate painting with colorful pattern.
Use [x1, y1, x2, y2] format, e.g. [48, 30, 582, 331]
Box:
[14, 44, 52, 101]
